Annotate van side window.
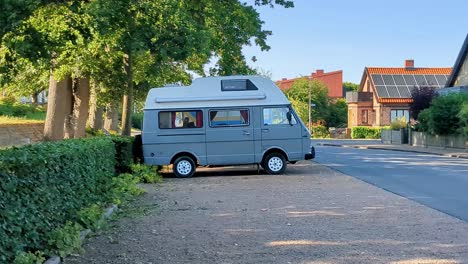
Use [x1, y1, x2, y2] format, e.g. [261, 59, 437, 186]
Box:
[209, 109, 249, 127]
[159, 111, 203, 129]
[263, 107, 297, 125]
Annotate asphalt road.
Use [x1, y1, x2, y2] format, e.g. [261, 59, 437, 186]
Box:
[314, 145, 468, 222]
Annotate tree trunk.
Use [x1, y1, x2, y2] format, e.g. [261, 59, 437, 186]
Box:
[104, 102, 119, 132]
[44, 76, 72, 141]
[63, 78, 76, 139]
[121, 52, 133, 136]
[72, 77, 90, 138]
[31, 91, 39, 105]
[88, 82, 103, 130]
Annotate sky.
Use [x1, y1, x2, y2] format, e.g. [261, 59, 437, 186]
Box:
[242, 0, 468, 84]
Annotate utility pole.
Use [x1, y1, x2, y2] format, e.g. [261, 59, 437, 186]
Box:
[308, 77, 312, 131]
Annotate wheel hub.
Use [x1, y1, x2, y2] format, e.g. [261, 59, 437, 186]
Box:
[268, 157, 283, 172]
[177, 160, 192, 175]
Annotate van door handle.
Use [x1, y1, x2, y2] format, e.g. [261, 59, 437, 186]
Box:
[261, 128, 269, 132]
[243, 131, 251, 135]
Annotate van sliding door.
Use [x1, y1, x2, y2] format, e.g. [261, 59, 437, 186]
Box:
[206, 108, 255, 165]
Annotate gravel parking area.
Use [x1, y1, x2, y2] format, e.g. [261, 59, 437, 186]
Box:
[65, 162, 468, 264]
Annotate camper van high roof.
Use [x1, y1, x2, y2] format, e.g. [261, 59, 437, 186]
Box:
[144, 75, 289, 110]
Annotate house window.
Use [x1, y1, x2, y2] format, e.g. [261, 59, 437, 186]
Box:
[159, 110, 203, 129]
[390, 109, 409, 122]
[263, 107, 297, 125]
[361, 110, 368, 124]
[209, 109, 249, 127]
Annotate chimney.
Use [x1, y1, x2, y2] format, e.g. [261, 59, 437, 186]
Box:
[316, 69, 324, 75]
[405, 59, 414, 69]
[281, 78, 287, 81]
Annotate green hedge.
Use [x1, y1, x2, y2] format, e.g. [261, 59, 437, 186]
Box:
[0, 138, 116, 262]
[111, 136, 134, 174]
[311, 125, 330, 138]
[351, 126, 381, 139]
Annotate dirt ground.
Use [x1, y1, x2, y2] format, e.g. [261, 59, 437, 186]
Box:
[65, 162, 468, 264]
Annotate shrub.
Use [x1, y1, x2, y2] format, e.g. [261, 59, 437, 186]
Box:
[46, 222, 82, 257]
[311, 125, 330, 138]
[351, 126, 381, 139]
[109, 173, 146, 205]
[13, 251, 45, 264]
[0, 138, 116, 262]
[458, 103, 468, 137]
[110, 136, 134, 174]
[414, 108, 432, 133]
[131, 163, 162, 183]
[133, 134, 143, 163]
[417, 93, 468, 135]
[77, 205, 107, 231]
[410, 86, 438, 120]
[132, 112, 143, 130]
[390, 116, 407, 130]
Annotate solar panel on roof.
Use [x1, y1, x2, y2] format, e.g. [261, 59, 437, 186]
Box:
[393, 75, 406, 85]
[372, 74, 384, 85]
[375, 85, 389, 98]
[386, 86, 399, 97]
[435, 75, 447, 86]
[382, 75, 395, 86]
[414, 75, 427, 86]
[424, 75, 438, 86]
[397, 86, 411, 98]
[403, 75, 417, 86]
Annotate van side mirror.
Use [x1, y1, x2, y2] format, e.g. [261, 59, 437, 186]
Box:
[286, 111, 293, 126]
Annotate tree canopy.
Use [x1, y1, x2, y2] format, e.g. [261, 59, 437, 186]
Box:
[0, 0, 295, 137]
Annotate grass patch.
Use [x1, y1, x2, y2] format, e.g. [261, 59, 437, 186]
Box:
[0, 116, 45, 125]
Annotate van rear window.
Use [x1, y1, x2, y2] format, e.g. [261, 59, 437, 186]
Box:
[159, 111, 203, 129]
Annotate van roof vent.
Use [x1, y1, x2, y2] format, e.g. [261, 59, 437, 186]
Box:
[221, 79, 259, 91]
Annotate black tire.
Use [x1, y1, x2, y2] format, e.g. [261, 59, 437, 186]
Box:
[263, 152, 287, 175]
[173, 156, 196, 178]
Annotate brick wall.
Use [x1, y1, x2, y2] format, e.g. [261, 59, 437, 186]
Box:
[0, 123, 44, 147]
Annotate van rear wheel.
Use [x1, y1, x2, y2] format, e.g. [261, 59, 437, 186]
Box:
[263, 153, 287, 175]
[173, 156, 196, 178]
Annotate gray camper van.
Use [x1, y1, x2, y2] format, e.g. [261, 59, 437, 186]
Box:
[142, 75, 315, 177]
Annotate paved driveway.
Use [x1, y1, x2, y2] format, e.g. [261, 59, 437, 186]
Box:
[65, 162, 468, 264]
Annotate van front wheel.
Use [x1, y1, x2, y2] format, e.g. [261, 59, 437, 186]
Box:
[173, 156, 196, 178]
[263, 153, 287, 175]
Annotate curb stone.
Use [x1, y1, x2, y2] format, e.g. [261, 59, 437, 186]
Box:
[316, 143, 468, 159]
[43, 204, 118, 264]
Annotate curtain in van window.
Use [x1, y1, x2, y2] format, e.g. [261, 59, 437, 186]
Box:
[210, 111, 217, 121]
[171, 112, 176, 128]
[240, 110, 249, 124]
[196, 111, 203, 127]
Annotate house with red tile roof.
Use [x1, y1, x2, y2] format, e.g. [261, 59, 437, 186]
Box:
[276, 69, 343, 98]
[346, 60, 452, 127]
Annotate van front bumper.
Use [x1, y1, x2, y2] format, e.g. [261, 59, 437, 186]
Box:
[305, 146, 315, 160]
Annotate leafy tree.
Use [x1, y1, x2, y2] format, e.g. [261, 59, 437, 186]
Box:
[2, 0, 295, 138]
[286, 78, 329, 126]
[327, 98, 347, 128]
[343, 82, 359, 92]
[410, 85, 438, 120]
